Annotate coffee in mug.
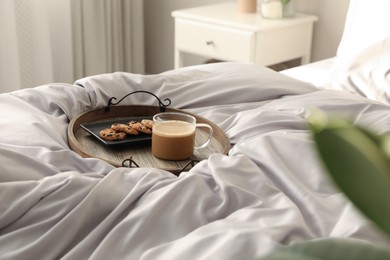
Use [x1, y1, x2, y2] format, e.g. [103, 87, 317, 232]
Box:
[152, 112, 213, 160]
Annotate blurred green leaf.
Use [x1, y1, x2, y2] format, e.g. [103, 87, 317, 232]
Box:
[259, 238, 390, 260]
[309, 111, 390, 237]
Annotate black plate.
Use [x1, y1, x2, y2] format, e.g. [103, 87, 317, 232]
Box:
[81, 116, 152, 147]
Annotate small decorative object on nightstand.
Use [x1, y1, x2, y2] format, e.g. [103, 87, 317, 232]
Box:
[281, 0, 296, 17]
[261, 0, 295, 19]
[261, 0, 283, 19]
[237, 0, 257, 13]
[172, 2, 318, 69]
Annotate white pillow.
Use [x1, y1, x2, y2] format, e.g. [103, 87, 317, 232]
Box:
[336, 0, 390, 57]
[329, 0, 390, 104]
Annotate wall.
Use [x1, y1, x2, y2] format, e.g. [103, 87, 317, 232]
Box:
[144, 0, 350, 74]
[295, 0, 350, 61]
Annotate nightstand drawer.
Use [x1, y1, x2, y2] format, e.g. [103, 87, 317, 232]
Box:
[175, 19, 254, 61]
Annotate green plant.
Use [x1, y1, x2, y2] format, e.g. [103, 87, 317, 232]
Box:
[280, 0, 291, 6]
[259, 110, 390, 259]
[309, 110, 390, 237]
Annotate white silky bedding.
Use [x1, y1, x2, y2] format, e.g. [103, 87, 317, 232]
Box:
[281, 0, 390, 106]
[280, 58, 335, 88]
[1, 62, 389, 259]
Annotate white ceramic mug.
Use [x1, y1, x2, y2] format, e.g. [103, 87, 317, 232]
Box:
[152, 112, 213, 160]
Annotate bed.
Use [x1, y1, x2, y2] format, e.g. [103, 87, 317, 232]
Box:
[1, 0, 390, 259]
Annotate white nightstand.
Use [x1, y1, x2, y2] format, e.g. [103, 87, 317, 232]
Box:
[172, 2, 318, 68]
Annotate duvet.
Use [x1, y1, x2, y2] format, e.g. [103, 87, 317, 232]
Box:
[0, 62, 389, 259]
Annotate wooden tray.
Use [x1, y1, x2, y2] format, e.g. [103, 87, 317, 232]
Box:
[67, 105, 231, 174]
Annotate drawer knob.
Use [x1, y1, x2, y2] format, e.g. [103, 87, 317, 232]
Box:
[205, 41, 214, 46]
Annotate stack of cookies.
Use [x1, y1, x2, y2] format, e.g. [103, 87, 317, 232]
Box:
[99, 119, 153, 141]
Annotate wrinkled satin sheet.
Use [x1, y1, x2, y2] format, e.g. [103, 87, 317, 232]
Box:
[0, 63, 389, 259]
